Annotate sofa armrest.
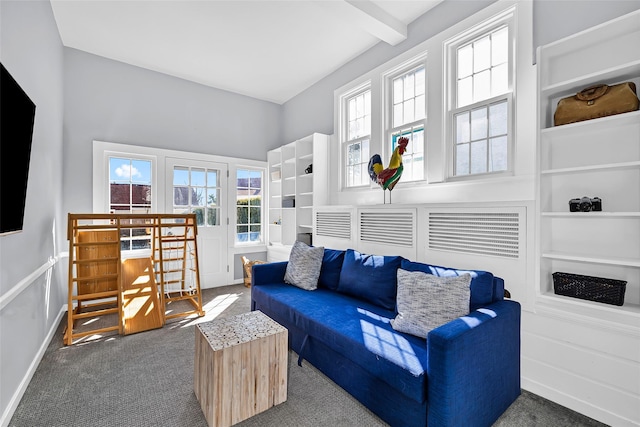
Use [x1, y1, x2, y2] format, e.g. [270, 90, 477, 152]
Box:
[252, 261, 288, 286]
[426, 299, 521, 427]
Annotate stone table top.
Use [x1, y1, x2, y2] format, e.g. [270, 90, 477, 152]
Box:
[197, 310, 287, 351]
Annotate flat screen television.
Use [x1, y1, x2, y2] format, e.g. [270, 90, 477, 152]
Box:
[1, 62, 36, 235]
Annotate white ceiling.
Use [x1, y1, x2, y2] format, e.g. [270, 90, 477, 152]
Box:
[50, 0, 443, 104]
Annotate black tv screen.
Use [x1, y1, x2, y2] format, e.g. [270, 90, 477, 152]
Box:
[1, 62, 36, 235]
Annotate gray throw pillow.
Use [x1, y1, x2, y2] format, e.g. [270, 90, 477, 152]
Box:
[284, 241, 324, 290]
[391, 269, 471, 338]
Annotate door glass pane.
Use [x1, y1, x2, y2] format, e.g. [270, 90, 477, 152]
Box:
[207, 207, 219, 226]
[173, 166, 221, 228]
[193, 207, 205, 226]
[173, 167, 189, 185]
[192, 187, 205, 206]
[207, 188, 218, 206]
[174, 187, 188, 205]
[191, 168, 205, 186]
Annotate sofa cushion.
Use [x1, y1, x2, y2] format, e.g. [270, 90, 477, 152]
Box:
[284, 241, 324, 290]
[400, 259, 495, 311]
[318, 249, 345, 290]
[337, 249, 403, 311]
[251, 283, 428, 402]
[391, 269, 471, 338]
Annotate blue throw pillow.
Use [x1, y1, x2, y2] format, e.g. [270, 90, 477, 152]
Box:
[318, 249, 345, 290]
[400, 259, 495, 311]
[337, 249, 403, 310]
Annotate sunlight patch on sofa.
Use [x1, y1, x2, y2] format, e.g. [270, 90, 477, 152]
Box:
[460, 308, 497, 328]
[358, 308, 423, 373]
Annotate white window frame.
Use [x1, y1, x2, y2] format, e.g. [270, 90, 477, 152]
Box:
[107, 155, 155, 253]
[171, 165, 222, 227]
[93, 141, 268, 274]
[235, 168, 264, 245]
[384, 56, 427, 183]
[340, 82, 372, 189]
[332, 1, 532, 206]
[445, 6, 516, 180]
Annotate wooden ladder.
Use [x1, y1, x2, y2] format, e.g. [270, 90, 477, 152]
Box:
[64, 213, 204, 345]
[152, 214, 205, 321]
[65, 214, 123, 346]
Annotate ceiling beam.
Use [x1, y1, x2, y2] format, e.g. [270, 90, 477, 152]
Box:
[316, 0, 408, 46]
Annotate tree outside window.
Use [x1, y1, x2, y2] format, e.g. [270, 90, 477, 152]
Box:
[388, 65, 426, 182]
[236, 169, 263, 243]
[173, 166, 220, 227]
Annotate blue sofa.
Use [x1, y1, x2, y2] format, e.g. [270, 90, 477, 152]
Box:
[251, 248, 521, 427]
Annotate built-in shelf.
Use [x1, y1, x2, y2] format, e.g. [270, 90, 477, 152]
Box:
[540, 60, 640, 100]
[267, 133, 329, 247]
[541, 212, 640, 218]
[537, 8, 640, 322]
[541, 161, 640, 175]
[541, 252, 640, 268]
[537, 292, 640, 317]
[540, 109, 640, 134]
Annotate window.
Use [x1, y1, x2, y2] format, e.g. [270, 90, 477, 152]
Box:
[236, 169, 263, 243]
[333, 1, 529, 202]
[388, 64, 426, 181]
[343, 87, 371, 188]
[172, 166, 220, 227]
[109, 156, 152, 250]
[448, 18, 513, 177]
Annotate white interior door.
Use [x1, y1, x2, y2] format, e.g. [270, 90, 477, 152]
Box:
[166, 158, 228, 288]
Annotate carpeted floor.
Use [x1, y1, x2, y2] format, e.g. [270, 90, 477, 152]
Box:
[9, 284, 607, 427]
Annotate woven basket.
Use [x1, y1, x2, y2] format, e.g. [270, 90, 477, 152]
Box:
[552, 272, 626, 306]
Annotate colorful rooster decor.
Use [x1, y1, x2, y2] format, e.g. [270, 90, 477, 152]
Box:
[368, 137, 409, 204]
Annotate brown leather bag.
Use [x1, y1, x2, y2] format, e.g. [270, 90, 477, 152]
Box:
[554, 82, 639, 126]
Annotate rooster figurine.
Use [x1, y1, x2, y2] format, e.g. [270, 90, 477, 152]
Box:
[368, 137, 409, 204]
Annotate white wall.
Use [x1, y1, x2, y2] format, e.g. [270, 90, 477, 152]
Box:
[62, 48, 284, 216]
[0, 1, 67, 425]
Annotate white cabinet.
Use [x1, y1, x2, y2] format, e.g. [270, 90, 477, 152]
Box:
[267, 133, 329, 251]
[536, 10, 640, 323]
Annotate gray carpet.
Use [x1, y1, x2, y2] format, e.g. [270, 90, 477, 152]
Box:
[9, 284, 607, 427]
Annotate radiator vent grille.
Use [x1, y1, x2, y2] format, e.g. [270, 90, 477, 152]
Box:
[315, 211, 351, 240]
[428, 212, 519, 258]
[360, 211, 414, 248]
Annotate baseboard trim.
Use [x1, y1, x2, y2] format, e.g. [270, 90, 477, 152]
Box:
[0, 305, 66, 427]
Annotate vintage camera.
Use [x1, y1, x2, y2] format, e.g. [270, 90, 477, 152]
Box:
[569, 196, 602, 212]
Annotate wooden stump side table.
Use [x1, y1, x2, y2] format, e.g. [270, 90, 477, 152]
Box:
[194, 310, 288, 427]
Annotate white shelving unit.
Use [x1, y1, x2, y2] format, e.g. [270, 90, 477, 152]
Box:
[267, 149, 282, 246]
[267, 133, 329, 258]
[536, 10, 640, 324]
